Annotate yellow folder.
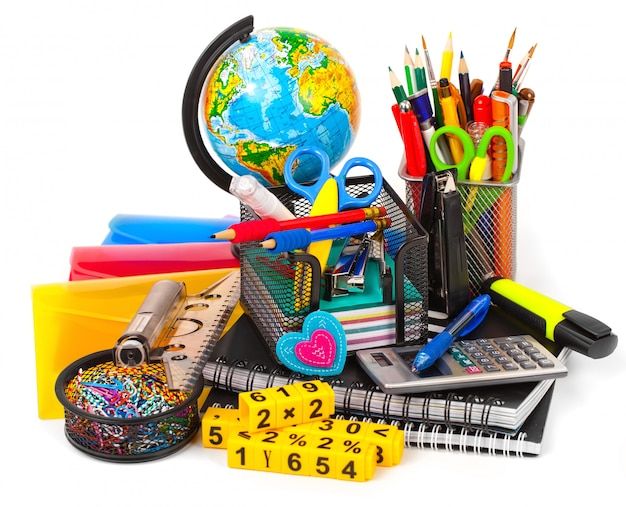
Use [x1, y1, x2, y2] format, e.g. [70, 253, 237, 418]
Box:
[32, 268, 243, 419]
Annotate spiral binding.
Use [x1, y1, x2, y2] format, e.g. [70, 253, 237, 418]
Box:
[203, 357, 529, 455]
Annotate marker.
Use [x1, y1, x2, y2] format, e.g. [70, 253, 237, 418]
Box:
[459, 51, 473, 123]
[473, 95, 492, 126]
[440, 32, 453, 80]
[230, 175, 295, 221]
[399, 101, 427, 177]
[411, 295, 491, 373]
[499, 61, 513, 94]
[389, 67, 408, 104]
[483, 278, 617, 359]
[260, 218, 391, 253]
[212, 207, 387, 242]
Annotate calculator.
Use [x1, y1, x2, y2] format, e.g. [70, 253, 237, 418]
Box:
[356, 335, 568, 394]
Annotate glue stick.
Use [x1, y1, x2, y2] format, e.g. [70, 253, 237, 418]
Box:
[229, 175, 296, 221]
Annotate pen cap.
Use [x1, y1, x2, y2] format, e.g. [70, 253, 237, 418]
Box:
[409, 89, 434, 124]
[473, 95, 492, 125]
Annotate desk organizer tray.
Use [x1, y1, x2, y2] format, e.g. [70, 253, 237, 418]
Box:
[239, 175, 429, 359]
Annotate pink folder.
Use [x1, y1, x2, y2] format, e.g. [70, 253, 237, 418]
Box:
[69, 242, 239, 280]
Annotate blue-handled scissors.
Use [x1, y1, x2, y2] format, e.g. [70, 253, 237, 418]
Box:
[283, 146, 383, 210]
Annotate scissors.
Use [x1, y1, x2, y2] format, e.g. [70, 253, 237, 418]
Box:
[429, 125, 515, 182]
[283, 146, 383, 210]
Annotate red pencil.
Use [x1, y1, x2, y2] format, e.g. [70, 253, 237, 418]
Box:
[212, 206, 387, 243]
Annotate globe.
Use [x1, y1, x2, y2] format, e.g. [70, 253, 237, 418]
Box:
[203, 28, 360, 186]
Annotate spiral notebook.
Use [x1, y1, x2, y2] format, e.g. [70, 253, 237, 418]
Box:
[203, 310, 569, 433]
[203, 384, 556, 457]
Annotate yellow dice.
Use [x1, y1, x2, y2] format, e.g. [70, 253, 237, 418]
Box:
[332, 438, 376, 482]
[202, 406, 242, 449]
[277, 429, 312, 476]
[227, 430, 255, 470]
[294, 381, 334, 423]
[268, 384, 303, 427]
[364, 422, 404, 467]
[239, 389, 277, 432]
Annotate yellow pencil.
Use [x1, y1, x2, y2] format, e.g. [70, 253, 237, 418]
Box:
[440, 32, 453, 80]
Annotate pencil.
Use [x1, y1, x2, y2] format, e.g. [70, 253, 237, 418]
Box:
[404, 46, 416, 95]
[389, 67, 408, 103]
[414, 48, 427, 91]
[459, 51, 473, 123]
[440, 32, 453, 80]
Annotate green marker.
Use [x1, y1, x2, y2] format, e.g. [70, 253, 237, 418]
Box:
[388, 67, 408, 104]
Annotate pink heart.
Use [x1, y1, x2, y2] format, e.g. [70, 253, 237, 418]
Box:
[294, 329, 336, 367]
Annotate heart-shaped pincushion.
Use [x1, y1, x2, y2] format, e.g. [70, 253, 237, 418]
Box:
[276, 311, 347, 377]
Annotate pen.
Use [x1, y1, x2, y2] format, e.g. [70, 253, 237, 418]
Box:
[411, 295, 491, 373]
[260, 218, 392, 253]
[212, 207, 387, 242]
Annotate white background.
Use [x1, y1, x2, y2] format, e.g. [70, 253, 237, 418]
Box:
[2, 0, 625, 504]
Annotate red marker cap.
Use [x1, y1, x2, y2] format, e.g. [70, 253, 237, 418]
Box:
[473, 95, 492, 126]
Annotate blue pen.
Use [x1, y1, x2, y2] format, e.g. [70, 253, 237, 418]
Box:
[261, 218, 391, 254]
[411, 294, 491, 373]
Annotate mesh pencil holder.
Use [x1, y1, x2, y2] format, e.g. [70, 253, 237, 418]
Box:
[55, 351, 203, 462]
[239, 175, 429, 359]
[405, 172, 519, 296]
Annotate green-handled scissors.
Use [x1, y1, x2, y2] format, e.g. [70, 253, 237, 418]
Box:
[429, 125, 515, 181]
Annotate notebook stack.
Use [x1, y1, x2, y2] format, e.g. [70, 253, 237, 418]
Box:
[203, 307, 568, 457]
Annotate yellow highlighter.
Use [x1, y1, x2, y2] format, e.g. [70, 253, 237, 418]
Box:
[438, 78, 465, 165]
[483, 277, 617, 359]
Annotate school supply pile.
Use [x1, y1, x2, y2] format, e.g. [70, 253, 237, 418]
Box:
[31, 15, 618, 473]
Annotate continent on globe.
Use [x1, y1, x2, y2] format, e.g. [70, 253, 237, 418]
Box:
[204, 28, 360, 186]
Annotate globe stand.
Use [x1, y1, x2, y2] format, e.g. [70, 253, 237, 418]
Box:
[182, 15, 254, 193]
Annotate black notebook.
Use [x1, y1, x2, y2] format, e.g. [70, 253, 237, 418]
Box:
[203, 383, 556, 457]
[203, 308, 568, 434]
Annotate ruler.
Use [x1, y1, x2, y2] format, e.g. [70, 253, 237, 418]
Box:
[114, 270, 240, 390]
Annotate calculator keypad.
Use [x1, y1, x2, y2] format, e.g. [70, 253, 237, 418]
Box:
[452, 336, 557, 374]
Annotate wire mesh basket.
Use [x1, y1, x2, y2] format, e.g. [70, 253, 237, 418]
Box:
[239, 176, 429, 359]
[406, 173, 518, 296]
